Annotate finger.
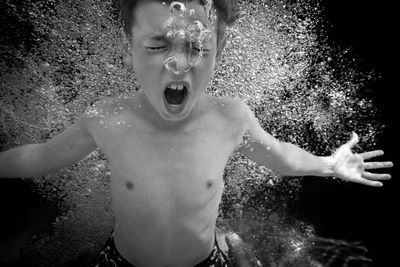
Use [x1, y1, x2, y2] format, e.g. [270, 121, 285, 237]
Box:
[362, 171, 392, 180]
[351, 177, 383, 187]
[360, 150, 384, 160]
[364, 161, 393, 169]
[361, 180, 383, 187]
[345, 132, 359, 149]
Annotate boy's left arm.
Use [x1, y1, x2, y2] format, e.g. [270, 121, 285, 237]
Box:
[237, 103, 393, 187]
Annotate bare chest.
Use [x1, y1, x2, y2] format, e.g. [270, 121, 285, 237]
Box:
[95, 114, 242, 201]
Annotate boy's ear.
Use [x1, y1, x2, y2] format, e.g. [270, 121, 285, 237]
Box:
[214, 35, 226, 70]
[120, 28, 134, 66]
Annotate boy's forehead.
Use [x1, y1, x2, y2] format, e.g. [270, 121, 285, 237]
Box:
[133, 1, 213, 37]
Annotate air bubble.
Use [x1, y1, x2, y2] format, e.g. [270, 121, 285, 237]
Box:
[170, 1, 186, 13]
[187, 20, 204, 41]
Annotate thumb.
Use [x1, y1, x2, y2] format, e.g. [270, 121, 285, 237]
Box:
[345, 132, 359, 148]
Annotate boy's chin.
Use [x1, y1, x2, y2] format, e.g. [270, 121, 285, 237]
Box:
[158, 109, 192, 122]
[158, 99, 192, 122]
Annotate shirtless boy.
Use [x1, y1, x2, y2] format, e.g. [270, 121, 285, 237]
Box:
[0, 0, 393, 266]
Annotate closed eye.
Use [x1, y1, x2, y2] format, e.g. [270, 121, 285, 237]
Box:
[147, 46, 167, 51]
[192, 47, 201, 52]
[193, 47, 210, 54]
[190, 43, 209, 53]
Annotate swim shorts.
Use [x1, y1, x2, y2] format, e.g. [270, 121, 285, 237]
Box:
[90, 231, 231, 267]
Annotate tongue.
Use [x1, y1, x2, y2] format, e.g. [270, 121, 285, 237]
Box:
[165, 87, 185, 105]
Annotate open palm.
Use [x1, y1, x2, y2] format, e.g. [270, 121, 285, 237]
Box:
[332, 133, 392, 186]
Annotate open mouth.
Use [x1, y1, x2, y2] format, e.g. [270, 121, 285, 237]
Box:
[164, 83, 188, 105]
[163, 82, 189, 114]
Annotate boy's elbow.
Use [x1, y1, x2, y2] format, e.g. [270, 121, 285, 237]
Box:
[26, 143, 68, 178]
[272, 142, 302, 176]
[0, 144, 43, 178]
[273, 161, 299, 176]
[18, 144, 49, 178]
[18, 143, 60, 178]
[272, 160, 305, 176]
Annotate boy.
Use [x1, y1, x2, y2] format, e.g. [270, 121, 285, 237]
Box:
[0, 0, 393, 266]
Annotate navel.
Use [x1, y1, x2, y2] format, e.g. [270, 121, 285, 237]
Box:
[206, 179, 214, 188]
[125, 181, 134, 191]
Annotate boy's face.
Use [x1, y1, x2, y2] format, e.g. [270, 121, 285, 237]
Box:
[127, 0, 221, 122]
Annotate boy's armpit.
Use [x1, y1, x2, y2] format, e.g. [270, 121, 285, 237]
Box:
[236, 102, 285, 167]
[240, 101, 268, 138]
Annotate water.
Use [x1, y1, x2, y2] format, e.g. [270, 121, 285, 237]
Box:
[0, 180, 60, 263]
[0, 0, 395, 266]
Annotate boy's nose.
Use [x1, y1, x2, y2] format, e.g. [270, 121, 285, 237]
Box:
[164, 51, 191, 75]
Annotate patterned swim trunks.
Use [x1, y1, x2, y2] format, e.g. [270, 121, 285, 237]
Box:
[90, 231, 231, 267]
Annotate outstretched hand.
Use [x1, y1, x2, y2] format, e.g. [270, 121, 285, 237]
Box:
[331, 132, 393, 187]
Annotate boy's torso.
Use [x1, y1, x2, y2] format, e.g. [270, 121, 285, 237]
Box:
[87, 93, 246, 266]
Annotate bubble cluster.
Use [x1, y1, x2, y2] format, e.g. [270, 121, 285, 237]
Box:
[163, 1, 216, 74]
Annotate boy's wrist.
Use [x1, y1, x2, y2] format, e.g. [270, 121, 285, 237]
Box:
[320, 156, 335, 177]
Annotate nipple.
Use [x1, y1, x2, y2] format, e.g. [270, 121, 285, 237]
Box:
[125, 181, 134, 191]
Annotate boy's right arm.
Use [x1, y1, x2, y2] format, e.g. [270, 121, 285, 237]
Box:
[0, 115, 98, 178]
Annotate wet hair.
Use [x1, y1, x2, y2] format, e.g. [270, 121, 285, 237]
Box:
[118, 0, 240, 47]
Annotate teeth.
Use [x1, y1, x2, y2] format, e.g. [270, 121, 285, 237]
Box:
[168, 83, 185, 90]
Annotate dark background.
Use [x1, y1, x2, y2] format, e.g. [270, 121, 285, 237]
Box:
[0, 1, 398, 266]
[297, 0, 399, 266]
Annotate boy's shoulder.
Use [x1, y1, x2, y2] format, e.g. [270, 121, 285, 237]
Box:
[207, 95, 249, 123]
[84, 96, 133, 119]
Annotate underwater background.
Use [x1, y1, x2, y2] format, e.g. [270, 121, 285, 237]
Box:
[0, 0, 398, 266]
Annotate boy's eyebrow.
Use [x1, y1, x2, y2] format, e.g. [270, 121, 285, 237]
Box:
[146, 32, 167, 41]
